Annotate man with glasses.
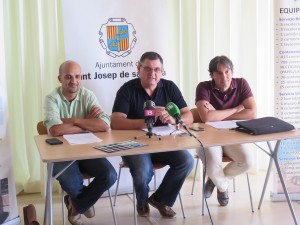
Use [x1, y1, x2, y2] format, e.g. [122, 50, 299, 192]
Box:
[111, 52, 194, 218]
[44, 60, 117, 225]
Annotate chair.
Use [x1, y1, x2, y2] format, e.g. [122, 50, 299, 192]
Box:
[36, 121, 117, 225]
[37, 121, 47, 135]
[190, 107, 201, 124]
[113, 161, 185, 225]
[189, 109, 254, 213]
[191, 154, 238, 195]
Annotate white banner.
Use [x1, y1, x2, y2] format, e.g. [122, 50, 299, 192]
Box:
[62, 0, 171, 194]
[62, 0, 171, 113]
[272, 0, 300, 201]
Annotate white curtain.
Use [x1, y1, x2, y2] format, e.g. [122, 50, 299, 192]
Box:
[1, 0, 273, 194]
[2, 0, 64, 194]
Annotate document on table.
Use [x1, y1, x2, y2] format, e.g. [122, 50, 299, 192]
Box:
[63, 133, 102, 145]
[206, 120, 240, 130]
[142, 125, 185, 136]
[94, 140, 148, 153]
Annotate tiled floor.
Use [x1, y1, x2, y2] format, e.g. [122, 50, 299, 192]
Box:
[17, 172, 300, 225]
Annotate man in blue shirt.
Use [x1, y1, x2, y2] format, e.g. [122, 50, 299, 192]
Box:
[111, 52, 194, 218]
[44, 60, 117, 225]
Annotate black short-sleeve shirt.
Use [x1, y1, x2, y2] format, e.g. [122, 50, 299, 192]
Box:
[112, 78, 187, 126]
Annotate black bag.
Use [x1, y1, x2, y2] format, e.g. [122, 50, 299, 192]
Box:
[235, 117, 295, 135]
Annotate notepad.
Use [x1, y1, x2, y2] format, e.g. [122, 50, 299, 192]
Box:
[63, 133, 102, 145]
[206, 121, 240, 130]
[94, 140, 148, 153]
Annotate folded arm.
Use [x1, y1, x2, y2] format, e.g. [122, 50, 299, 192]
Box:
[49, 106, 110, 136]
[196, 96, 257, 122]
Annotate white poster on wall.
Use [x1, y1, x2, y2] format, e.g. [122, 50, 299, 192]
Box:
[61, 0, 172, 194]
[272, 0, 300, 201]
[61, 0, 171, 114]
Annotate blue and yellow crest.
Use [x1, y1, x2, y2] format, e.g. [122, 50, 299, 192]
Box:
[99, 18, 137, 58]
[107, 25, 129, 52]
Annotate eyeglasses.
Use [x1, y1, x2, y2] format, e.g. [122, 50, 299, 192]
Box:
[63, 74, 82, 80]
[141, 66, 163, 73]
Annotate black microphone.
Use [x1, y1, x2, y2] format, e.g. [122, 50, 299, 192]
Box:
[143, 100, 156, 138]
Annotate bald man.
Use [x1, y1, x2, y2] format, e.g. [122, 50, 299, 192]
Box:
[44, 60, 116, 225]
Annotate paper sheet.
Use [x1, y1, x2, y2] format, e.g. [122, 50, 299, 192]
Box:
[63, 133, 102, 145]
[142, 125, 185, 136]
[206, 121, 239, 130]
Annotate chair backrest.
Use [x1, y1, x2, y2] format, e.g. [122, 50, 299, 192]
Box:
[37, 121, 93, 181]
[37, 121, 48, 135]
[222, 155, 233, 162]
[190, 108, 202, 123]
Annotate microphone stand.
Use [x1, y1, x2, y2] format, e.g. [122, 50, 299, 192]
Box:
[169, 118, 188, 136]
[134, 131, 162, 140]
[134, 119, 161, 140]
[134, 129, 153, 139]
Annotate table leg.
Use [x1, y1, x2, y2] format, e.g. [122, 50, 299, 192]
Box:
[258, 141, 274, 209]
[258, 157, 273, 209]
[43, 160, 75, 225]
[273, 140, 299, 225]
[44, 163, 53, 225]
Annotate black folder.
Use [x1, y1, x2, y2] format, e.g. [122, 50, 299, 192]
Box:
[235, 117, 295, 135]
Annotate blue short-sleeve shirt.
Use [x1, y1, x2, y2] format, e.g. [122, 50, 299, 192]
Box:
[112, 78, 187, 126]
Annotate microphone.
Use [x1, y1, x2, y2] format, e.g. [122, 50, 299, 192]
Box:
[143, 100, 156, 138]
[165, 102, 184, 125]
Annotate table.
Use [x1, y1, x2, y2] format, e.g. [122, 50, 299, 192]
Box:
[34, 124, 300, 225]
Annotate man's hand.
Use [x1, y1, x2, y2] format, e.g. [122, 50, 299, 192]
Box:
[88, 106, 102, 119]
[196, 97, 256, 122]
[158, 108, 176, 125]
[155, 106, 165, 123]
